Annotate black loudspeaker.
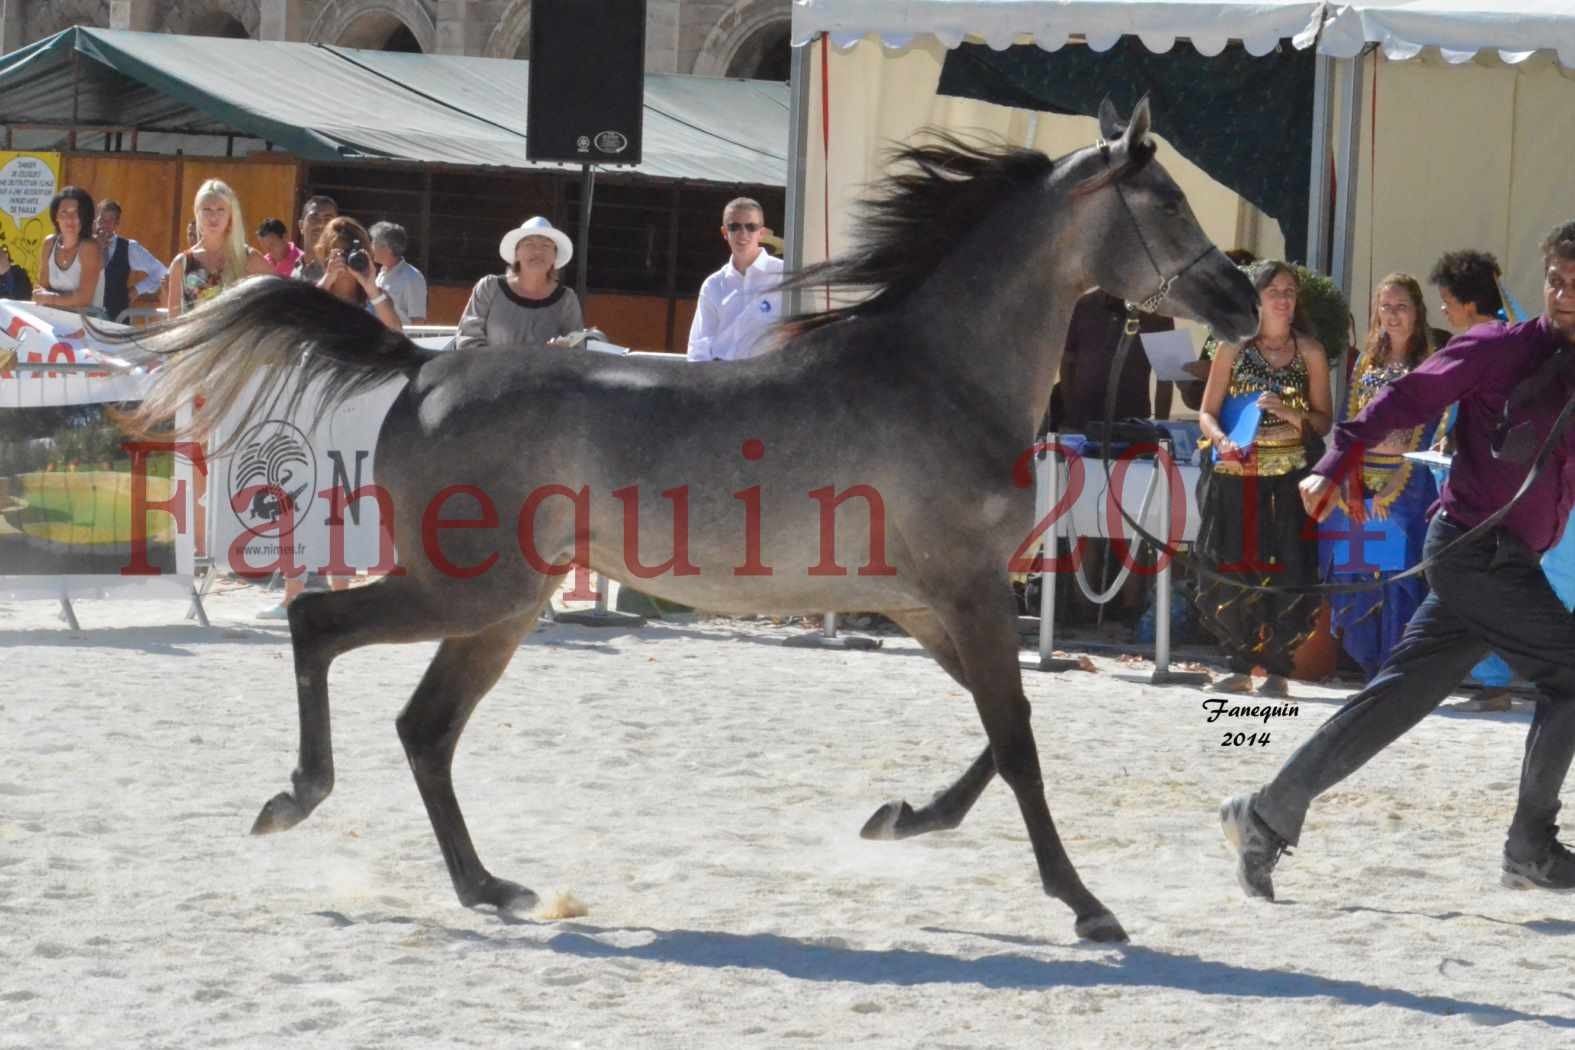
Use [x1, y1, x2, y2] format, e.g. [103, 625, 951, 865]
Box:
[527, 0, 646, 165]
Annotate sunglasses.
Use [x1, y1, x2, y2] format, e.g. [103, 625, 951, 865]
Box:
[725, 222, 761, 234]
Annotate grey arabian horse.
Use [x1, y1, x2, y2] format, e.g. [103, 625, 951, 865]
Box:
[114, 99, 1257, 943]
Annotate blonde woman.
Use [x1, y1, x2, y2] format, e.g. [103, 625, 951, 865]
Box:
[1321, 274, 1442, 679]
[164, 179, 272, 317]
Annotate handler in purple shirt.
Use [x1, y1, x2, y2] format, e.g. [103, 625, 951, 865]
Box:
[1221, 220, 1575, 901]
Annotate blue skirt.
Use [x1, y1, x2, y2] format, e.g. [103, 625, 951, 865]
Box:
[1320, 460, 1436, 679]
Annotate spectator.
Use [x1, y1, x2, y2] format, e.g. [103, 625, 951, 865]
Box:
[687, 197, 783, 362]
[291, 195, 338, 283]
[455, 216, 583, 351]
[32, 186, 104, 314]
[1430, 249, 1510, 330]
[164, 179, 273, 318]
[1045, 289, 1175, 433]
[1320, 273, 1441, 679]
[369, 221, 428, 325]
[0, 244, 32, 301]
[1194, 260, 1333, 697]
[256, 217, 303, 278]
[92, 199, 167, 323]
[1223, 220, 1575, 899]
[315, 217, 402, 332]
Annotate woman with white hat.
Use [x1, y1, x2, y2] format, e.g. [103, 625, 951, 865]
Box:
[455, 216, 584, 351]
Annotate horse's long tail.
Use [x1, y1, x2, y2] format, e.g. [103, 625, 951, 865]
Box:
[103, 276, 434, 453]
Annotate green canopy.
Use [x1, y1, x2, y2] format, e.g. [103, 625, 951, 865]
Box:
[0, 27, 787, 186]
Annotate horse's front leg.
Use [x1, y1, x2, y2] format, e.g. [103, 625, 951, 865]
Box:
[939, 586, 1127, 943]
[396, 611, 542, 911]
[862, 610, 997, 840]
[862, 745, 996, 840]
[252, 578, 438, 834]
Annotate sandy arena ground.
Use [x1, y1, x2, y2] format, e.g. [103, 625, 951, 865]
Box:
[3, 583, 1573, 1048]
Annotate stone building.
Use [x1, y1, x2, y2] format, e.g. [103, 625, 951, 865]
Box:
[0, 1, 790, 80]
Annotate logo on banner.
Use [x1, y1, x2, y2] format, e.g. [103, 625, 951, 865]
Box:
[593, 130, 629, 154]
[229, 420, 316, 537]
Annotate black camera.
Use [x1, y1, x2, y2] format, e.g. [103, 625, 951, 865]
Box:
[346, 242, 371, 274]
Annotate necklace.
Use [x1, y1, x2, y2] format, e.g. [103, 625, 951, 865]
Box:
[1254, 332, 1294, 358]
[53, 238, 79, 267]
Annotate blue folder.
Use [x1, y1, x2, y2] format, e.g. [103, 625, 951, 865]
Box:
[1213, 393, 1261, 464]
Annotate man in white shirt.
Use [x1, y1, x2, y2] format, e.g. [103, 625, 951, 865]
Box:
[370, 221, 428, 326]
[93, 200, 167, 322]
[687, 197, 784, 362]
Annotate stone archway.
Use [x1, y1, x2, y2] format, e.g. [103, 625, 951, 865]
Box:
[164, 1, 260, 39]
[691, 0, 789, 79]
[187, 13, 252, 39]
[309, 0, 435, 53]
[487, 0, 531, 60]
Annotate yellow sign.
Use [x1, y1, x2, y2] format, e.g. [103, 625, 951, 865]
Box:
[0, 151, 62, 290]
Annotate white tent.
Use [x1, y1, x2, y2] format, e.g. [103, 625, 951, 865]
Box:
[784, 1, 1575, 338]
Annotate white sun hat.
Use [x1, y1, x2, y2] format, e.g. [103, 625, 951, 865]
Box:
[498, 216, 574, 268]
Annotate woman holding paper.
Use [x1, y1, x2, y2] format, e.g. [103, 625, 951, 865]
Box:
[1195, 261, 1333, 696]
[1319, 274, 1441, 679]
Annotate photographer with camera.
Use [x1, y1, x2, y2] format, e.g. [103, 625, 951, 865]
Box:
[314, 216, 402, 332]
[165, 179, 274, 318]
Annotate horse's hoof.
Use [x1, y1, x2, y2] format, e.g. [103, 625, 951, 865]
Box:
[1074, 910, 1129, 943]
[250, 792, 308, 835]
[860, 800, 918, 840]
[465, 876, 539, 913]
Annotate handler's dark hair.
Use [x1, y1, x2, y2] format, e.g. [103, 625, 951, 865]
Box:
[1428, 250, 1503, 317]
[48, 186, 95, 235]
[1541, 221, 1575, 268]
[257, 217, 289, 239]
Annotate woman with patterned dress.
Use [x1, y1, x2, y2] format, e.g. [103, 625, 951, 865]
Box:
[1196, 261, 1334, 696]
[1320, 274, 1441, 679]
[164, 179, 273, 318]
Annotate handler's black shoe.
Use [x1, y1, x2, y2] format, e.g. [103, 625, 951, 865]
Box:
[1502, 836, 1575, 891]
[1220, 793, 1289, 901]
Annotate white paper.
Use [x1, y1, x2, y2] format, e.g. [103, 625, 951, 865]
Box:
[1140, 329, 1202, 382]
[1403, 449, 1453, 469]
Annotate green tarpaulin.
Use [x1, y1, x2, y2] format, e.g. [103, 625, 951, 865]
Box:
[0, 27, 786, 186]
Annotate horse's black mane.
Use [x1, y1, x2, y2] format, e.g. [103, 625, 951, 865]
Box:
[783, 132, 1055, 335]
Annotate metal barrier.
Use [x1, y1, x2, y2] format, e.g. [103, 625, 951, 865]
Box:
[1030, 434, 1208, 685]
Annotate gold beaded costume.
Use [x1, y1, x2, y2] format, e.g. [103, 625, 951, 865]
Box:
[1195, 336, 1321, 677]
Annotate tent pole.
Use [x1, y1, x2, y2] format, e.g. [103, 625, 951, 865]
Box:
[1305, 54, 1334, 274]
[1329, 54, 1365, 306]
[782, 33, 813, 319]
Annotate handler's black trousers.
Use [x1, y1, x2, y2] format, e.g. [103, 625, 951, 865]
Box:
[1254, 514, 1575, 853]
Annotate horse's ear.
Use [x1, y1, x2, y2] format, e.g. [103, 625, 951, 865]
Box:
[1097, 97, 1122, 142]
[1121, 95, 1153, 150]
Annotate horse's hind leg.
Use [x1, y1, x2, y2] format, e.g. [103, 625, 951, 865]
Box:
[395, 609, 543, 912]
[252, 576, 447, 835]
[939, 584, 1126, 943]
[861, 609, 997, 841]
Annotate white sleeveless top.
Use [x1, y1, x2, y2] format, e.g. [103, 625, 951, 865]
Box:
[46, 241, 105, 309]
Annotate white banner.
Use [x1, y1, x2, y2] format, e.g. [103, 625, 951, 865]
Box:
[0, 300, 194, 599]
[0, 299, 151, 406]
[203, 376, 405, 582]
[1, 300, 416, 597]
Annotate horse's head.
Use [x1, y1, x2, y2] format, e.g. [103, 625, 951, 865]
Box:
[1067, 97, 1259, 344]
